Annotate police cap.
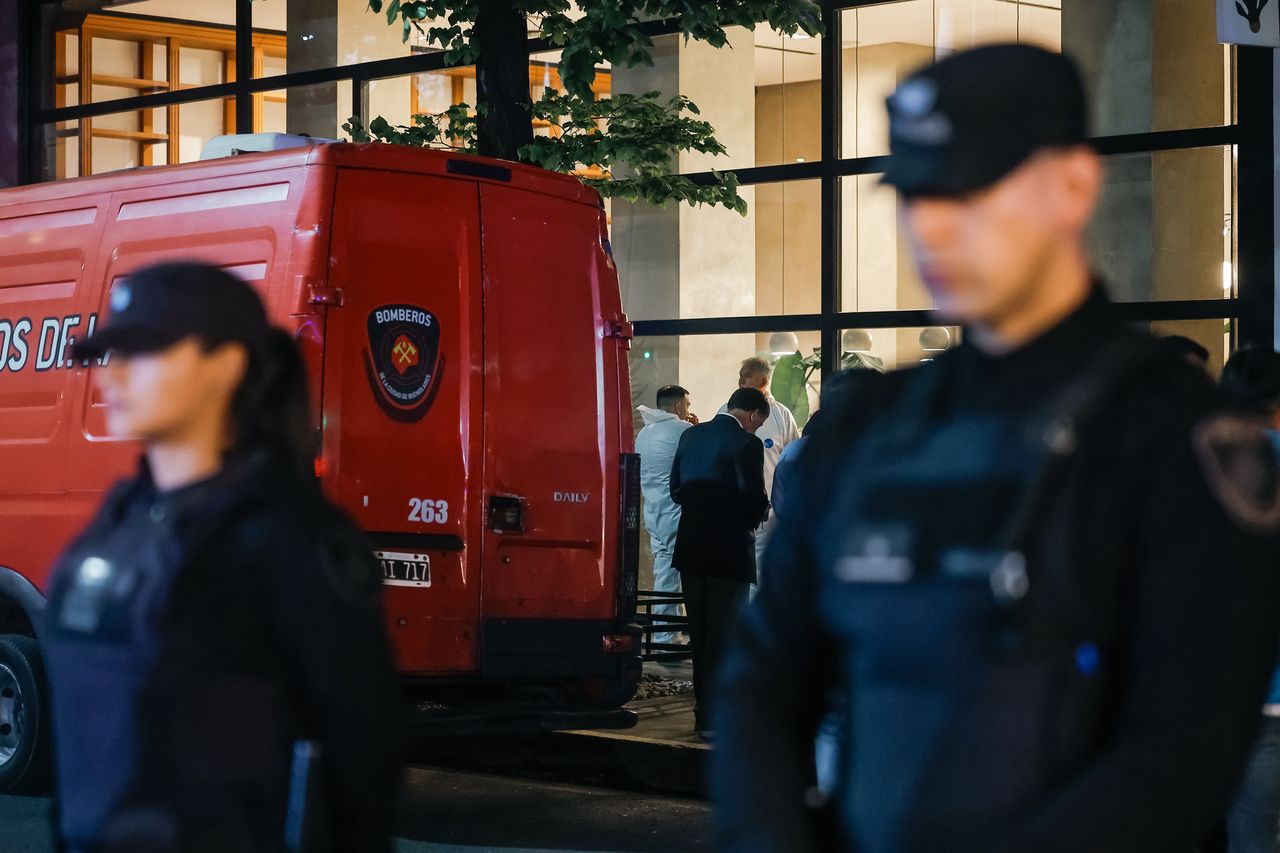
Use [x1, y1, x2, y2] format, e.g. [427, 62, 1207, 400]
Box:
[75, 261, 270, 359]
[881, 43, 1088, 198]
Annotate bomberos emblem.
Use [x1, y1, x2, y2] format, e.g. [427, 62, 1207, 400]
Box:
[362, 304, 443, 422]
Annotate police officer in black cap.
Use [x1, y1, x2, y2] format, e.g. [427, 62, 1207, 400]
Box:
[712, 44, 1280, 853]
[44, 261, 403, 852]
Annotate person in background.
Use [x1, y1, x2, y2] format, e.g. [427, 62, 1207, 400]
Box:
[671, 387, 771, 740]
[1220, 345, 1280, 853]
[44, 262, 403, 853]
[722, 357, 801, 574]
[636, 385, 698, 647]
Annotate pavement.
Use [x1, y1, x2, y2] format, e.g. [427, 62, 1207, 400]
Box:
[405, 660, 708, 797]
[0, 764, 712, 853]
[548, 660, 707, 796]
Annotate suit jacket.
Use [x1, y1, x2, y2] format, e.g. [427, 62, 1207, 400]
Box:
[670, 413, 770, 582]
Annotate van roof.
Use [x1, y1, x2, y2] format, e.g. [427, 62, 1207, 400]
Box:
[0, 143, 603, 208]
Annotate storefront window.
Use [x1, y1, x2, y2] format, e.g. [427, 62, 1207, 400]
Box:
[838, 144, 1234, 316]
[46, 2, 279, 111]
[629, 332, 824, 437]
[615, 179, 821, 322]
[841, 0, 1229, 160]
[1091, 146, 1235, 303]
[612, 29, 821, 171]
[255, 0, 428, 77]
[261, 80, 353, 140]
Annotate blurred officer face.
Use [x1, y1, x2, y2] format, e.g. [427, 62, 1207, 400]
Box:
[95, 337, 249, 447]
[899, 146, 1101, 340]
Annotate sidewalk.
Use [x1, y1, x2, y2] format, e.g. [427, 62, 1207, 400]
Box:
[551, 660, 707, 795]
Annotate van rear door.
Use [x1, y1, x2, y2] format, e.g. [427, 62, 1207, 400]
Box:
[323, 168, 484, 675]
[478, 184, 627, 629]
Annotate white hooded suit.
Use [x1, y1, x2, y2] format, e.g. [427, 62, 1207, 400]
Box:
[636, 406, 694, 645]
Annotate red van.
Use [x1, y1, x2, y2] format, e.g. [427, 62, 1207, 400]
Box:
[0, 141, 642, 790]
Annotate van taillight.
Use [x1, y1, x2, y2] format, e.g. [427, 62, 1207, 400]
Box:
[489, 495, 525, 533]
[617, 454, 641, 619]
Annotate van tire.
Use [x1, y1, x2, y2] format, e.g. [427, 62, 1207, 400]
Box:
[0, 634, 51, 793]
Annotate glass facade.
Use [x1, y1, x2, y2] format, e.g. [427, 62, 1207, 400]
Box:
[22, 0, 1251, 381]
[12, 0, 1262, 599]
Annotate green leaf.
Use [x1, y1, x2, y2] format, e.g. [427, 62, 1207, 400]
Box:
[359, 0, 826, 212]
[770, 353, 810, 428]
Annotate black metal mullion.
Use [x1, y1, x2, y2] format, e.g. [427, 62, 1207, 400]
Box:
[234, 0, 253, 133]
[351, 75, 365, 128]
[1235, 46, 1275, 348]
[819, 2, 841, 376]
[636, 314, 827, 338]
[634, 298, 1240, 339]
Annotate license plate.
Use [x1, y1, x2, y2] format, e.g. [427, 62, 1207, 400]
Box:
[375, 550, 431, 588]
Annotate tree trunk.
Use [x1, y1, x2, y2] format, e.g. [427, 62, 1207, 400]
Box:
[474, 0, 533, 160]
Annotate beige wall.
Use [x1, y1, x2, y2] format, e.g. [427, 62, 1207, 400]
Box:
[755, 80, 821, 321]
[676, 27, 759, 416]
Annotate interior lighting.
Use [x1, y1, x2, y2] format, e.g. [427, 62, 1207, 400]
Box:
[1223, 261, 1233, 293]
[769, 331, 801, 356]
[643, 351, 652, 360]
[790, 31, 812, 40]
[842, 329, 873, 353]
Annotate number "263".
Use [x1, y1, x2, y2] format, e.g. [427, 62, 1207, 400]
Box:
[408, 498, 450, 524]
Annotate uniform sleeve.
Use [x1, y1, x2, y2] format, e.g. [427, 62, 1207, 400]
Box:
[736, 437, 770, 527]
[711, 483, 834, 853]
[257, 510, 404, 853]
[990, 407, 1280, 853]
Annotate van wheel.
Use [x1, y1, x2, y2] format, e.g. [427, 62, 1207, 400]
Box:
[0, 635, 51, 793]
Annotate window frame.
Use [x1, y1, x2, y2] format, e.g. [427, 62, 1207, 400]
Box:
[19, 0, 1274, 360]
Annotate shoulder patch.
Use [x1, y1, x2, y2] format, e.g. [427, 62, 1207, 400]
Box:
[1193, 414, 1280, 534]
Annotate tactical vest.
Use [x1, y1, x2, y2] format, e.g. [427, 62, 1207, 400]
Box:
[813, 338, 1170, 853]
[45, 460, 292, 852]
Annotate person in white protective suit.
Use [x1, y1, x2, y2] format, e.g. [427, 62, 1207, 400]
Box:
[636, 385, 698, 646]
[718, 357, 801, 579]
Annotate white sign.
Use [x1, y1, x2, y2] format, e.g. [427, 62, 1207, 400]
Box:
[1219, 0, 1280, 47]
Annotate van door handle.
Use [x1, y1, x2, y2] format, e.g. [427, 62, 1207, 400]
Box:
[299, 276, 344, 308]
[489, 495, 526, 533]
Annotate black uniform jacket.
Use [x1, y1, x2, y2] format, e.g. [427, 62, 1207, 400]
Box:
[712, 289, 1280, 853]
[44, 451, 403, 853]
[670, 413, 770, 583]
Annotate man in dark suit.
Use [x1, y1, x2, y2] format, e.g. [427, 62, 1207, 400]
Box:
[671, 386, 771, 739]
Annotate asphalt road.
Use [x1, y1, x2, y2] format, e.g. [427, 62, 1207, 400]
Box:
[0, 765, 713, 853]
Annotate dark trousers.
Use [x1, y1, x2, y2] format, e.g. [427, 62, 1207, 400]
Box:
[680, 571, 749, 731]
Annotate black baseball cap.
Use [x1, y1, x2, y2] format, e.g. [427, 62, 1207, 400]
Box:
[881, 44, 1089, 198]
[74, 261, 270, 360]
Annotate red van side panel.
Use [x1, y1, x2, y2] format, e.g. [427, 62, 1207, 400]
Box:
[0, 165, 321, 591]
[0, 197, 109, 581]
[323, 168, 485, 676]
[478, 185, 626, 622]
